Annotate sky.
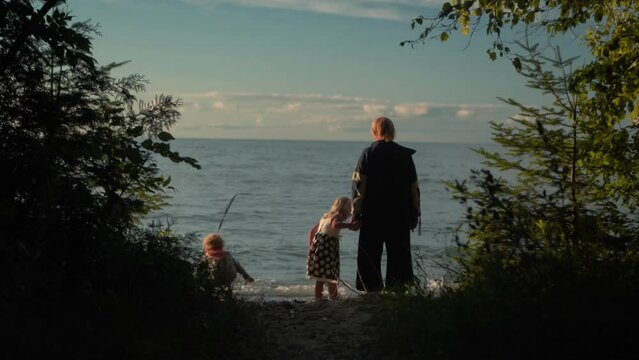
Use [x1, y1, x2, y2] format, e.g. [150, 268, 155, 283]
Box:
[69, 0, 585, 143]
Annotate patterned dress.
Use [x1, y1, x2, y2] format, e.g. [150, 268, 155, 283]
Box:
[306, 215, 341, 283]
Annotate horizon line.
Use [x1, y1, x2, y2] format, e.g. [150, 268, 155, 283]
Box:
[171, 135, 494, 146]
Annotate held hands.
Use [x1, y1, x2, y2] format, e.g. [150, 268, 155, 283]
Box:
[349, 219, 361, 231]
[347, 218, 417, 231]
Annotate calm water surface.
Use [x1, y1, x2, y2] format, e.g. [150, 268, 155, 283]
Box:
[148, 139, 494, 300]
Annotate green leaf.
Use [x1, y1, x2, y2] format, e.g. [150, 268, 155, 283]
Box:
[182, 157, 201, 169]
[512, 57, 522, 71]
[141, 139, 153, 149]
[125, 147, 144, 164]
[157, 131, 175, 142]
[127, 126, 144, 137]
[440, 32, 449, 41]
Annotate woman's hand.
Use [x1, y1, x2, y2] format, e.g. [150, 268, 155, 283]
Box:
[409, 216, 419, 231]
[349, 220, 361, 231]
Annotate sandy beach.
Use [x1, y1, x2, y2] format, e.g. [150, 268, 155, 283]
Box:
[249, 296, 390, 360]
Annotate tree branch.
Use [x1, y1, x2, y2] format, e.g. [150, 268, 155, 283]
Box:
[0, 0, 63, 76]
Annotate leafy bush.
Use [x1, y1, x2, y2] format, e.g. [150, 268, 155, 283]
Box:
[372, 30, 639, 359]
[0, 2, 264, 358]
[3, 222, 263, 359]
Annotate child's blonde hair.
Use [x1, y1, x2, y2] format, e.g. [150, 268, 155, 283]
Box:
[203, 233, 224, 251]
[324, 196, 352, 219]
[371, 116, 395, 141]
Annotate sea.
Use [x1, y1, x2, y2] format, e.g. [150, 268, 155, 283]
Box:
[148, 139, 494, 301]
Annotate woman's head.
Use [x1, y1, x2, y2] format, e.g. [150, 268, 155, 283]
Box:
[203, 233, 224, 252]
[371, 116, 395, 141]
[330, 196, 352, 217]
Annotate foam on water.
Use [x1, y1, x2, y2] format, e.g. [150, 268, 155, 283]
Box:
[232, 275, 450, 301]
[233, 278, 358, 301]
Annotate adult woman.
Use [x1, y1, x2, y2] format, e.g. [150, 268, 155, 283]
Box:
[351, 117, 420, 291]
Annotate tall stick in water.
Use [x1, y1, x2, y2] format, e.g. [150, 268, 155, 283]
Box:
[218, 193, 247, 231]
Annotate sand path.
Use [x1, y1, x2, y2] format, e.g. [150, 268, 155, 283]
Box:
[252, 296, 388, 360]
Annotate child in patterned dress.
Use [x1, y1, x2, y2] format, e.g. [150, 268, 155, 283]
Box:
[306, 196, 352, 300]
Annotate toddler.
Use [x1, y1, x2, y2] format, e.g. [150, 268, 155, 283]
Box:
[306, 196, 352, 300]
[200, 233, 254, 291]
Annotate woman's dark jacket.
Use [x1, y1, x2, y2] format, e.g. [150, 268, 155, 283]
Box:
[352, 140, 420, 225]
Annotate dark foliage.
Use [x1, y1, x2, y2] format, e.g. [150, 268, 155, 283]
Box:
[371, 275, 639, 360]
[371, 31, 639, 360]
[0, 1, 262, 358]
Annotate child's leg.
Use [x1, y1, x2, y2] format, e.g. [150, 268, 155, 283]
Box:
[328, 282, 338, 300]
[314, 281, 324, 299]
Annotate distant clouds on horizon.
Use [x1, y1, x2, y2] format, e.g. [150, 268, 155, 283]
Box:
[176, 90, 515, 143]
[76, 0, 526, 143]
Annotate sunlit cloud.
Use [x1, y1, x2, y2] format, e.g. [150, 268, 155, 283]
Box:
[268, 102, 301, 113]
[177, 90, 514, 142]
[185, 91, 376, 104]
[394, 102, 429, 117]
[363, 103, 390, 116]
[171, 0, 445, 21]
[328, 124, 343, 132]
[285, 102, 301, 112]
[456, 108, 474, 118]
[184, 101, 202, 111]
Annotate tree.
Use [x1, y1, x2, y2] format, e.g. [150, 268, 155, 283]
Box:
[0, 0, 199, 296]
[405, 1, 639, 125]
[0, 3, 271, 358]
[351, 4, 639, 359]
[403, 1, 639, 288]
[406, 3, 639, 225]
[448, 37, 639, 289]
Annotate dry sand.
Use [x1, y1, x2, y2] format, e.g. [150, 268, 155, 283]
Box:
[250, 295, 391, 360]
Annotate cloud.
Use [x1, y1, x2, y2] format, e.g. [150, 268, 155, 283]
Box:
[183, 100, 202, 111]
[285, 102, 301, 112]
[456, 108, 474, 118]
[393, 102, 429, 117]
[267, 102, 301, 113]
[328, 124, 342, 132]
[173, 0, 444, 21]
[183, 91, 388, 117]
[177, 90, 513, 141]
[363, 103, 390, 116]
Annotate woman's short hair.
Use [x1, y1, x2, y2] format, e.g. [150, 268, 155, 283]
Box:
[371, 116, 395, 141]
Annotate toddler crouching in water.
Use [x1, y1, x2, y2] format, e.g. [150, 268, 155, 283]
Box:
[198, 233, 254, 293]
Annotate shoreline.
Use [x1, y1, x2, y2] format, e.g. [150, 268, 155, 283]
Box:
[248, 295, 388, 360]
[232, 279, 363, 303]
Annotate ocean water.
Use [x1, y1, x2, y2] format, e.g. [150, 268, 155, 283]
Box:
[148, 139, 492, 300]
